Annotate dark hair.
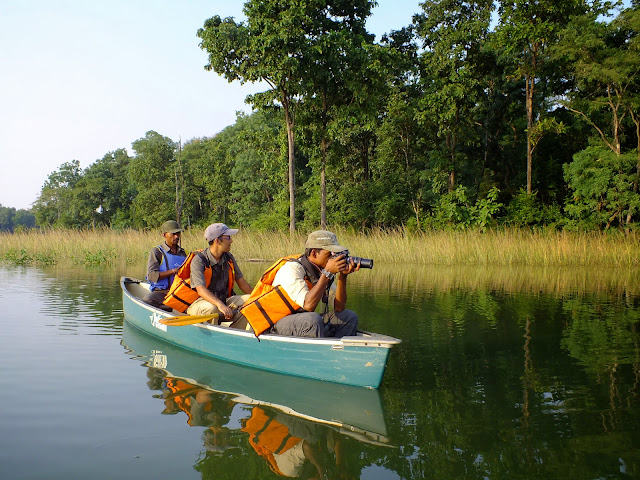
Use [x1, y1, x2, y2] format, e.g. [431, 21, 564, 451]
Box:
[305, 248, 321, 257]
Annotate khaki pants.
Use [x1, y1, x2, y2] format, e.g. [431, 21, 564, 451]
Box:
[186, 294, 249, 323]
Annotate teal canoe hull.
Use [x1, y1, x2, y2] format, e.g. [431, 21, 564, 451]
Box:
[121, 277, 401, 389]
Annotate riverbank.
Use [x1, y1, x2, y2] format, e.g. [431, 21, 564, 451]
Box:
[1, 227, 639, 268]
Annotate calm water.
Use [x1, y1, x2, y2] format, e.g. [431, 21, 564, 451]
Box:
[1, 264, 639, 479]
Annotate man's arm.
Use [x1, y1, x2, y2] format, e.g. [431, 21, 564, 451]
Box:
[330, 257, 359, 312]
[195, 285, 232, 317]
[236, 276, 253, 294]
[191, 254, 233, 319]
[303, 255, 353, 312]
[147, 246, 181, 283]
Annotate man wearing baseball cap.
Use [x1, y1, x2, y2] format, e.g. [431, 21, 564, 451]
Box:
[143, 220, 188, 311]
[186, 223, 253, 320]
[241, 230, 359, 337]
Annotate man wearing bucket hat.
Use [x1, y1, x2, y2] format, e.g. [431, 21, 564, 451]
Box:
[240, 230, 359, 338]
[143, 220, 188, 311]
[185, 223, 253, 320]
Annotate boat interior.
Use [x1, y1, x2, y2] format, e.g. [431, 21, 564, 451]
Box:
[124, 277, 400, 345]
[124, 278, 253, 330]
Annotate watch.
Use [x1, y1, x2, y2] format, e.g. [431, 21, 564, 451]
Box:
[321, 268, 334, 280]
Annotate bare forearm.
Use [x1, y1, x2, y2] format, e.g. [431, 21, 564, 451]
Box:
[236, 276, 253, 294]
[158, 268, 178, 280]
[333, 274, 347, 312]
[195, 285, 226, 309]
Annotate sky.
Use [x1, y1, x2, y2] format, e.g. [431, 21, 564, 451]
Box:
[0, 0, 422, 211]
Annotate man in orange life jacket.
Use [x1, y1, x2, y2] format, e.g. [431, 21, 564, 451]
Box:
[143, 220, 187, 311]
[187, 223, 253, 320]
[267, 230, 359, 337]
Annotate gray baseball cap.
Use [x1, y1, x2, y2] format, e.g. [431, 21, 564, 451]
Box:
[304, 230, 347, 252]
[204, 223, 239, 242]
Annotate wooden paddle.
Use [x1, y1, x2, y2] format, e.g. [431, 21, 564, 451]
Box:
[159, 311, 238, 326]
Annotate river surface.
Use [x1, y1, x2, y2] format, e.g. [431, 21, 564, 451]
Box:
[0, 264, 638, 479]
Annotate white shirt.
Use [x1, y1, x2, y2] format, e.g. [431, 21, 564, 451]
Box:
[273, 261, 336, 311]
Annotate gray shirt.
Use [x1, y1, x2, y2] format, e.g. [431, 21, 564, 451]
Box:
[146, 243, 187, 283]
[190, 248, 243, 302]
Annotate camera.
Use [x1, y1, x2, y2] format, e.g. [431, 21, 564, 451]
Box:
[332, 250, 374, 269]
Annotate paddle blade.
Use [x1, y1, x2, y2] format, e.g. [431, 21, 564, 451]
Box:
[159, 314, 219, 326]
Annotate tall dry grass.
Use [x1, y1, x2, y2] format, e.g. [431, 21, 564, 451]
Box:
[1, 227, 640, 268]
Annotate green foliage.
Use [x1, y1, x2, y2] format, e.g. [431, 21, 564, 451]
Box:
[73, 249, 117, 266]
[505, 189, 563, 227]
[33, 160, 82, 227]
[425, 186, 503, 231]
[2, 248, 56, 266]
[18, 2, 640, 233]
[0, 204, 36, 232]
[128, 131, 178, 228]
[563, 146, 640, 230]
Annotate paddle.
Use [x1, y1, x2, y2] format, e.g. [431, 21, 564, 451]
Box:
[159, 311, 238, 326]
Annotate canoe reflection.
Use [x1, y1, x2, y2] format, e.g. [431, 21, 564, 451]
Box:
[122, 323, 390, 451]
[153, 372, 370, 478]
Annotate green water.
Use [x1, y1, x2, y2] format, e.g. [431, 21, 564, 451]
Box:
[0, 264, 638, 479]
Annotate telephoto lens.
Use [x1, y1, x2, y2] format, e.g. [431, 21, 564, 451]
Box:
[350, 256, 373, 269]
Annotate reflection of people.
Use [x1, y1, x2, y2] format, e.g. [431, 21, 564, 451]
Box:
[241, 230, 359, 337]
[160, 378, 235, 452]
[186, 223, 253, 321]
[143, 220, 187, 311]
[242, 407, 327, 478]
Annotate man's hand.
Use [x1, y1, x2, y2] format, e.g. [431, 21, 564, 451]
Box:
[340, 257, 360, 276]
[326, 254, 360, 276]
[219, 303, 234, 320]
[325, 253, 347, 275]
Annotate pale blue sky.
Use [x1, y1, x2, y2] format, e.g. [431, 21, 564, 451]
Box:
[0, 0, 422, 210]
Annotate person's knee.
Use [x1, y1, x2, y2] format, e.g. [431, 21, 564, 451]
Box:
[346, 309, 358, 322]
[187, 298, 218, 316]
[299, 312, 324, 337]
[339, 309, 358, 325]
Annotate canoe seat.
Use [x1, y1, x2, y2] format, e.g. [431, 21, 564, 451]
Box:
[227, 315, 253, 331]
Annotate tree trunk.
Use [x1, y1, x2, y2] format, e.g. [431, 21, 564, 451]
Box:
[320, 91, 328, 230]
[283, 95, 296, 234]
[320, 139, 327, 229]
[526, 72, 534, 195]
[174, 139, 184, 225]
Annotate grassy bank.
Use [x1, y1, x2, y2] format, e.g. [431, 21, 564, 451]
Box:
[1, 227, 640, 268]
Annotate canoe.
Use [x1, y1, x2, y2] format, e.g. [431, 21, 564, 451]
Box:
[121, 321, 390, 443]
[121, 277, 401, 389]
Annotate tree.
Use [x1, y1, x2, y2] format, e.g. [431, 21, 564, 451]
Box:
[79, 149, 133, 228]
[33, 160, 82, 226]
[0, 204, 15, 231]
[557, 3, 640, 227]
[414, 0, 494, 193]
[563, 146, 639, 229]
[127, 131, 177, 228]
[198, 4, 309, 233]
[555, 2, 638, 156]
[495, 0, 589, 194]
[295, 1, 377, 228]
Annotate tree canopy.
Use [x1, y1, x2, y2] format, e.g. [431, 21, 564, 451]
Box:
[24, 1, 640, 233]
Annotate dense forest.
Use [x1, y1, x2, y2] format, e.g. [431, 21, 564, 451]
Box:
[22, 0, 640, 233]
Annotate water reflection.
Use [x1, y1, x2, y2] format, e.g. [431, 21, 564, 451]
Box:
[3, 265, 640, 479]
[122, 323, 393, 479]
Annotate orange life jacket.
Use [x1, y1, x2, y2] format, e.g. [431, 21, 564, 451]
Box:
[163, 378, 200, 423]
[242, 407, 301, 476]
[240, 255, 314, 336]
[163, 250, 235, 312]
